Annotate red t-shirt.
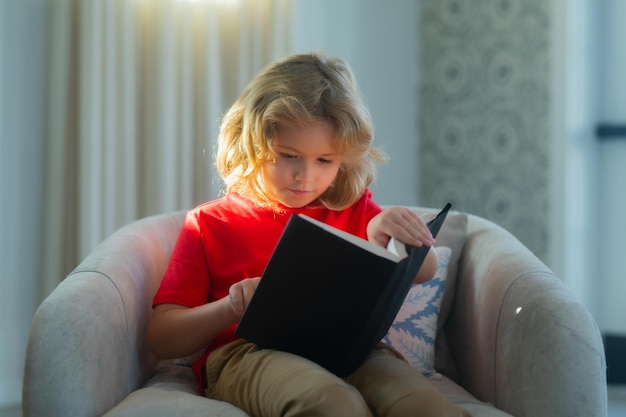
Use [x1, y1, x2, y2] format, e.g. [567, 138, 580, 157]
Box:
[152, 190, 382, 393]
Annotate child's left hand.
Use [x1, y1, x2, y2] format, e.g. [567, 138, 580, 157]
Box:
[368, 207, 438, 284]
[367, 207, 435, 249]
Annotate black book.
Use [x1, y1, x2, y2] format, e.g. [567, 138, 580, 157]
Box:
[234, 203, 451, 377]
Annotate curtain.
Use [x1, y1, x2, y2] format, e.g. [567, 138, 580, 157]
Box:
[1, 0, 50, 407]
[39, 0, 291, 300]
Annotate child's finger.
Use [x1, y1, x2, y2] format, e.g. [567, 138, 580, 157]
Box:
[229, 284, 245, 315]
[395, 210, 434, 246]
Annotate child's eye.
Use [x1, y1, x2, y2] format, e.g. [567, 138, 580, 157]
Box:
[279, 153, 298, 159]
[318, 158, 333, 164]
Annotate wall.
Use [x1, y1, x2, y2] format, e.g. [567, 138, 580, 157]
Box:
[0, 0, 47, 408]
[290, 0, 420, 206]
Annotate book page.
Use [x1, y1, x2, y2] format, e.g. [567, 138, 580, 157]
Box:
[386, 237, 408, 258]
[298, 214, 403, 262]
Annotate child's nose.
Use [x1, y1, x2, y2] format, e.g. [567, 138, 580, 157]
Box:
[294, 162, 313, 182]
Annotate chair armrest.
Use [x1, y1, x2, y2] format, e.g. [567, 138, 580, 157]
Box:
[446, 215, 607, 417]
[23, 211, 186, 417]
[23, 273, 133, 417]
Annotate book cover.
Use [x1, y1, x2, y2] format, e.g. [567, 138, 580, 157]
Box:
[234, 203, 451, 376]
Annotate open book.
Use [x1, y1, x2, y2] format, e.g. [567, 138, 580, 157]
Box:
[234, 203, 451, 377]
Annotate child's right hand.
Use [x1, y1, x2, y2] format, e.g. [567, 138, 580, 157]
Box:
[148, 277, 260, 359]
[229, 277, 261, 317]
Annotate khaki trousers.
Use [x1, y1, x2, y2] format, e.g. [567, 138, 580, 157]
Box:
[204, 339, 470, 417]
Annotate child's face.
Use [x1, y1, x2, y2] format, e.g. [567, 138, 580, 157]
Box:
[262, 121, 341, 208]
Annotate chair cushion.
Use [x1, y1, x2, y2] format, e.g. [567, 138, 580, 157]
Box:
[429, 212, 468, 380]
[103, 362, 250, 417]
[428, 374, 515, 417]
[408, 211, 468, 380]
[107, 362, 513, 417]
[383, 246, 451, 376]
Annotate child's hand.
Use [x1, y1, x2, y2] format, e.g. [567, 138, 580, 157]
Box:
[367, 207, 435, 248]
[229, 277, 261, 317]
[368, 208, 438, 283]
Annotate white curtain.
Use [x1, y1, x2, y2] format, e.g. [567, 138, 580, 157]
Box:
[1, 0, 49, 407]
[40, 0, 291, 299]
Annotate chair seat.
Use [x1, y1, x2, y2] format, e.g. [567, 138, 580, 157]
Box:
[103, 361, 512, 417]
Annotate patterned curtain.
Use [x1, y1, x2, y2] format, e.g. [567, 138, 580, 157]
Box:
[418, 0, 551, 262]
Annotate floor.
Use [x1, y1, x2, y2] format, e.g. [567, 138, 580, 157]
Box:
[3, 386, 625, 416]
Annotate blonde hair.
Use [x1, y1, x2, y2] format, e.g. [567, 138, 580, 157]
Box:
[215, 52, 387, 210]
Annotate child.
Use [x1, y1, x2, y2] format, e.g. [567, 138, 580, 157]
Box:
[147, 52, 470, 417]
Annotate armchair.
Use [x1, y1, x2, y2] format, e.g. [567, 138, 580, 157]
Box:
[22, 207, 607, 416]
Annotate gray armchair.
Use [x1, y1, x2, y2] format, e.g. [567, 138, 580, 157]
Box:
[22, 207, 607, 416]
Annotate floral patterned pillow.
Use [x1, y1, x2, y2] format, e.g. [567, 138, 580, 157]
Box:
[382, 246, 451, 377]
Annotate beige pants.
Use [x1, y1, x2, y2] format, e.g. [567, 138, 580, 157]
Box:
[204, 339, 471, 417]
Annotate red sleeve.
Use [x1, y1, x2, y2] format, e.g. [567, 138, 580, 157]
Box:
[357, 189, 383, 239]
[363, 188, 383, 221]
[319, 189, 382, 240]
[153, 211, 210, 308]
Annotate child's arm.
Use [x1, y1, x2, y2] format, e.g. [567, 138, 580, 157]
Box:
[147, 277, 260, 359]
[366, 207, 438, 284]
